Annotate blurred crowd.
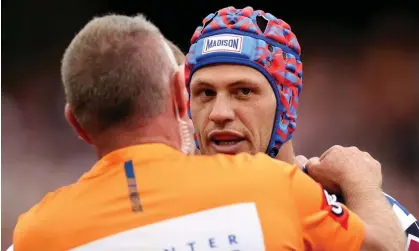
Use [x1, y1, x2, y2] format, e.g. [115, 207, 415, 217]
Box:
[2, 9, 418, 250]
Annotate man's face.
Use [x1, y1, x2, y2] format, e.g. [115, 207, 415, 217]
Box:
[189, 64, 276, 155]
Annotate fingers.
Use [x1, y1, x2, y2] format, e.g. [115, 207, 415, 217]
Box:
[303, 145, 383, 196]
[320, 145, 343, 160]
[295, 155, 308, 168]
[306, 157, 320, 167]
[304, 157, 320, 177]
[305, 156, 342, 194]
[304, 157, 320, 179]
[319, 146, 334, 160]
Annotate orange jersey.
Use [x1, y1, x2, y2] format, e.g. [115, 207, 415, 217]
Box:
[12, 144, 364, 251]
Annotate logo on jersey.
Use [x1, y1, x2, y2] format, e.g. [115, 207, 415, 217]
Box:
[407, 234, 419, 251]
[202, 35, 243, 54]
[163, 234, 239, 251]
[69, 203, 266, 251]
[321, 189, 349, 230]
[124, 160, 142, 212]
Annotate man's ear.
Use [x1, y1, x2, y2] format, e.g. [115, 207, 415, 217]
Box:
[64, 104, 92, 145]
[171, 65, 188, 118]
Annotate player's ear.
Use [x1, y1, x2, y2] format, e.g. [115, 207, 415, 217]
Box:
[64, 103, 92, 145]
[171, 64, 188, 118]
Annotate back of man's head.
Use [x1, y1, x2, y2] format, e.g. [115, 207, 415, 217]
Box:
[61, 14, 178, 136]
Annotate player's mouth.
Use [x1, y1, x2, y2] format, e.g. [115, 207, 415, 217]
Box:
[208, 131, 246, 154]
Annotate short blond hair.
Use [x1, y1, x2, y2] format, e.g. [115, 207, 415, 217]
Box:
[166, 39, 185, 65]
[61, 14, 176, 133]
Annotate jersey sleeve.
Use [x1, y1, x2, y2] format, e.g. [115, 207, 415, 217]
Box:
[289, 166, 365, 251]
[384, 193, 419, 251]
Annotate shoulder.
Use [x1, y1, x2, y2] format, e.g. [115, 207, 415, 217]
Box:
[16, 187, 64, 225]
[13, 185, 72, 249]
[191, 152, 298, 187]
[193, 152, 294, 171]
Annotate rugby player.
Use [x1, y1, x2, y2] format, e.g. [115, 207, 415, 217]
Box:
[10, 13, 404, 251]
[185, 6, 418, 250]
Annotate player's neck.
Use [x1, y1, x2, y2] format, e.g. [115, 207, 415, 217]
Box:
[93, 116, 181, 159]
[276, 140, 296, 164]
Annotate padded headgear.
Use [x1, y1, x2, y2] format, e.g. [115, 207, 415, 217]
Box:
[185, 6, 303, 157]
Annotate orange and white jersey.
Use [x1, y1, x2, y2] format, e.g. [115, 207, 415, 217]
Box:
[12, 144, 364, 251]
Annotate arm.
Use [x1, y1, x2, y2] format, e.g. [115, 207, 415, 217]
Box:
[383, 193, 419, 251]
[337, 191, 418, 250]
[344, 186, 406, 251]
[290, 166, 405, 251]
[290, 166, 364, 250]
[303, 166, 416, 249]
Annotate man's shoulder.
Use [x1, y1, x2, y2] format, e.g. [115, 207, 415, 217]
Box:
[193, 152, 294, 171]
[16, 184, 72, 225]
[190, 152, 297, 185]
[13, 185, 73, 249]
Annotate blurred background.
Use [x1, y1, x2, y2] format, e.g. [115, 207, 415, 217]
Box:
[2, 0, 418, 249]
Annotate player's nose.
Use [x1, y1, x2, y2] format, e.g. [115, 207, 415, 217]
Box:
[208, 95, 235, 125]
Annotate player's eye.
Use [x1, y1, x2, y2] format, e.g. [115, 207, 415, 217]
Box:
[238, 88, 252, 96]
[203, 89, 216, 97]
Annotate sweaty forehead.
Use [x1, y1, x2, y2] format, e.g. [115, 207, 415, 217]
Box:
[190, 64, 269, 88]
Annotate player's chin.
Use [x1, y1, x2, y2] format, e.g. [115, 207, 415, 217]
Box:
[207, 139, 250, 155]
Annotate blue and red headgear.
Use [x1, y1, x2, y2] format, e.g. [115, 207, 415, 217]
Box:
[185, 6, 303, 157]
